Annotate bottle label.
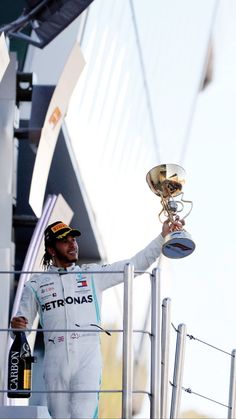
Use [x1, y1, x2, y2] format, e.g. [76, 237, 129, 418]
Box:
[23, 369, 31, 390]
[9, 351, 20, 390]
[8, 332, 33, 398]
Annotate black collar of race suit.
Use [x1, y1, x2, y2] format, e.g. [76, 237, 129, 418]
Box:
[58, 267, 68, 275]
[49, 264, 76, 273]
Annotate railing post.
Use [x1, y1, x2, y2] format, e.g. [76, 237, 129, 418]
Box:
[228, 349, 236, 419]
[150, 268, 161, 419]
[122, 263, 134, 419]
[170, 323, 187, 419]
[161, 297, 171, 419]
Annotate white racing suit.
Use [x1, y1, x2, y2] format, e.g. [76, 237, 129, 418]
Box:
[15, 234, 163, 419]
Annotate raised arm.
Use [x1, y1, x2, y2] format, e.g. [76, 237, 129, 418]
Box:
[95, 218, 184, 291]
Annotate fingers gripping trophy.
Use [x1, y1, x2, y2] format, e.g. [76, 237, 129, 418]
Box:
[146, 163, 195, 259]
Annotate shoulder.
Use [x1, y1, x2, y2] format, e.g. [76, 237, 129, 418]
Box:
[80, 263, 103, 271]
[25, 273, 45, 291]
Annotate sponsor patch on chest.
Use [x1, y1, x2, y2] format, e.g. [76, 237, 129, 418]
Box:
[75, 274, 91, 293]
[75, 274, 88, 287]
[41, 295, 93, 311]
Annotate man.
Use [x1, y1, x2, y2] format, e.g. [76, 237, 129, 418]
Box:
[11, 218, 183, 419]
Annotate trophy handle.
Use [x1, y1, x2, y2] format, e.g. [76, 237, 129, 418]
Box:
[158, 207, 166, 224]
[158, 192, 193, 223]
[178, 192, 193, 220]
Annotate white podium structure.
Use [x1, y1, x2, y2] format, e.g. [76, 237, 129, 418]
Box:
[0, 406, 51, 418]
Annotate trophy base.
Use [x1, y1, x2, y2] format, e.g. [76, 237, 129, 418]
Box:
[162, 230, 195, 259]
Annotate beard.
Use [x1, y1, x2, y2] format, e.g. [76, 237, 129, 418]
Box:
[54, 248, 79, 266]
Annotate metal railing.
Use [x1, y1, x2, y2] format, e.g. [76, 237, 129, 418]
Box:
[169, 322, 236, 419]
[1, 265, 236, 418]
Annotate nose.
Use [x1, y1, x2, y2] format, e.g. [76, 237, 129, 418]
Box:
[68, 237, 78, 248]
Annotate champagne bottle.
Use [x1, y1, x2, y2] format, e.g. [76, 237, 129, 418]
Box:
[7, 331, 36, 398]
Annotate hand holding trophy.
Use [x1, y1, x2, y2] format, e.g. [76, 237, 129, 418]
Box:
[146, 163, 195, 259]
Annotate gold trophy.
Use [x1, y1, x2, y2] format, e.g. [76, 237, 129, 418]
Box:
[146, 164, 195, 258]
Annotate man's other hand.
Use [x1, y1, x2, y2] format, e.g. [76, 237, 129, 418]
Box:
[11, 316, 28, 330]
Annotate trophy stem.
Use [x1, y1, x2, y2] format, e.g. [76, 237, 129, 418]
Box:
[159, 195, 178, 224]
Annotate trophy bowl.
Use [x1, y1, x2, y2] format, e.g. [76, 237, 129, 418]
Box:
[146, 164, 195, 259]
[146, 164, 185, 198]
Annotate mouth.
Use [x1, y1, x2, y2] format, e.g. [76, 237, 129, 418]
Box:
[68, 250, 77, 257]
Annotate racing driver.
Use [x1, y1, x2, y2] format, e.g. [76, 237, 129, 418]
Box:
[11, 218, 183, 419]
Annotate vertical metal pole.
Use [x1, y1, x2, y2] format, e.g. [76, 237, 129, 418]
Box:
[0, 53, 17, 405]
[150, 268, 161, 419]
[122, 263, 134, 419]
[170, 324, 187, 419]
[161, 298, 171, 419]
[228, 349, 236, 419]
